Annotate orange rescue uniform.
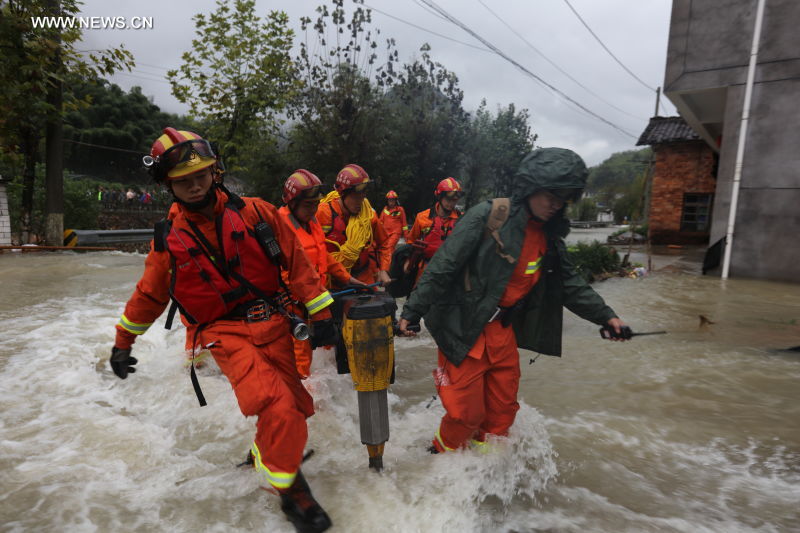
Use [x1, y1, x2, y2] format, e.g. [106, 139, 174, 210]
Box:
[379, 205, 409, 253]
[407, 204, 461, 281]
[114, 189, 334, 490]
[317, 199, 392, 284]
[278, 205, 351, 377]
[432, 219, 547, 452]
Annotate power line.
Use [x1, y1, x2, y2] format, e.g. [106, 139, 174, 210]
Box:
[562, 0, 655, 92]
[412, 0, 450, 22]
[476, 0, 646, 121]
[64, 139, 144, 154]
[114, 70, 171, 85]
[136, 61, 169, 71]
[363, 3, 491, 53]
[417, 0, 637, 138]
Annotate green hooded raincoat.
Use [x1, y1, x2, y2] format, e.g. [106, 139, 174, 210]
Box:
[401, 148, 618, 366]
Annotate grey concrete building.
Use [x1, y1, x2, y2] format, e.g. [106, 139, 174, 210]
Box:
[664, 0, 800, 282]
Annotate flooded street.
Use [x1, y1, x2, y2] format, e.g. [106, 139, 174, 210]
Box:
[1, 249, 799, 532]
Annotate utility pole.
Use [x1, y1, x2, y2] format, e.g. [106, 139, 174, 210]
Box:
[654, 86, 661, 117]
[44, 0, 64, 247]
[721, 0, 767, 279]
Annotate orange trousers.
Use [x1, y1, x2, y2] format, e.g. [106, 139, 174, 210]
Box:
[201, 316, 314, 489]
[293, 337, 312, 378]
[385, 230, 402, 256]
[433, 320, 520, 451]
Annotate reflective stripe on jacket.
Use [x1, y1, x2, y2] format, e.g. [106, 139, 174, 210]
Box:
[401, 200, 616, 365]
[114, 190, 333, 349]
[379, 206, 409, 236]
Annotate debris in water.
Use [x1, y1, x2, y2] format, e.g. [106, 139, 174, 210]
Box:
[699, 315, 715, 329]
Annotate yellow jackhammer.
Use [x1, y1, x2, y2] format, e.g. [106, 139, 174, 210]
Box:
[332, 287, 418, 471]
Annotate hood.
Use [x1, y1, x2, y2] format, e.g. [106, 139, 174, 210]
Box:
[511, 147, 588, 205]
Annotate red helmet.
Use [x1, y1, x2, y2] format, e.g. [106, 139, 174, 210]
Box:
[144, 127, 218, 182]
[385, 190, 398, 199]
[335, 164, 371, 193]
[282, 169, 324, 204]
[435, 177, 462, 198]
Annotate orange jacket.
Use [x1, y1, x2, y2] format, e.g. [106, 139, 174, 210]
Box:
[408, 204, 461, 253]
[278, 205, 351, 289]
[115, 189, 333, 349]
[379, 205, 409, 239]
[316, 199, 392, 279]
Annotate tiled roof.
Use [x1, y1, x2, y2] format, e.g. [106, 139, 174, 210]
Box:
[636, 116, 701, 146]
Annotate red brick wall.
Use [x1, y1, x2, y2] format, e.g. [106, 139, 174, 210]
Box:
[648, 141, 716, 244]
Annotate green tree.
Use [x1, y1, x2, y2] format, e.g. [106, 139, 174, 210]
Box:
[568, 197, 599, 221]
[0, 0, 133, 243]
[379, 45, 470, 216]
[462, 100, 535, 208]
[281, 0, 396, 201]
[63, 79, 188, 182]
[586, 148, 650, 206]
[611, 172, 647, 223]
[168, 0, 298, 172]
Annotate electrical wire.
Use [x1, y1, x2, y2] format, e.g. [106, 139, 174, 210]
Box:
[417, 0, 637, 138]
[63, 139, 144, 154]
[363, 3, 491, 52]
[114, 70, 171, 85]
[562, 0, 655, 92]
[476, 0, 646, 121]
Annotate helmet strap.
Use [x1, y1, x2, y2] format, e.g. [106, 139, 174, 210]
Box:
[435, 199, 452, 217]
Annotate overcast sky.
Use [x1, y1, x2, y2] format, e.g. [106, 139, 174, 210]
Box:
[77, 0, 676, 166]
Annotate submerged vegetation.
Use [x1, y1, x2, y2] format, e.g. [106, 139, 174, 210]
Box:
[567, 240, 640, 283]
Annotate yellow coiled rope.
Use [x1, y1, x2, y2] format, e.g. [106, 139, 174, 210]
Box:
[322, 190, 374, 271]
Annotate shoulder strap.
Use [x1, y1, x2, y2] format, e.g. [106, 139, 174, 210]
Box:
[153, 219, 171, 252]
[222, 186, 246, 210]
[486, 198, 515, 264]
[464, 198, 514, 292]
[485, 198, 510, 234]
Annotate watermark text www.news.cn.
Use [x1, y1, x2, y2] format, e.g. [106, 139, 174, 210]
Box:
[31, 16, 154, 30]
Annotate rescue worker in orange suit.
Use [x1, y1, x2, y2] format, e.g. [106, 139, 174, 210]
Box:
[278, 169, 366, 378]
[398, 148, 629, 455]
[108, 128, 335, 533]
[316, 164, 392, 285]
[405, 177, 463, 282]
[378, 190, 409, 254]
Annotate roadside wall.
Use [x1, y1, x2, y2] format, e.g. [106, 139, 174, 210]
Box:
[0, 180, 10, 246]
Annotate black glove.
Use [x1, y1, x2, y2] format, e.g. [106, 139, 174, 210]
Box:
[310, 319, 339, 349]
[599, 325, 633, 340]
[110, 347, 137, 379]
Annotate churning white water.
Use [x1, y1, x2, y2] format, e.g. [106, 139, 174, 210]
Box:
[1, 250, 799, 532]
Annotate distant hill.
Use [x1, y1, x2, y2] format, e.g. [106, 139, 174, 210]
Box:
[586, 148, 651, 194]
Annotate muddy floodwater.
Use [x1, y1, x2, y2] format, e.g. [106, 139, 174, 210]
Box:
[1, 245, 798, 532]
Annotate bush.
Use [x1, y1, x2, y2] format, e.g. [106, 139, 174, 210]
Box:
[610, 224, 647, 238]
[6, 171, 103, 238]
[567, 241, 620, 282]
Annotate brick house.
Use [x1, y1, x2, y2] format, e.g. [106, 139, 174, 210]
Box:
[636, 116, 717, 245]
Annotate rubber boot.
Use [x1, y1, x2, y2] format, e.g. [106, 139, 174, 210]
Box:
[278, 470, 332, 533]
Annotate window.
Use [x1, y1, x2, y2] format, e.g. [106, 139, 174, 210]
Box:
[681, 194, 713, 232]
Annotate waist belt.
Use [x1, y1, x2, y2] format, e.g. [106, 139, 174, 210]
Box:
[224, 299, 276, 322]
